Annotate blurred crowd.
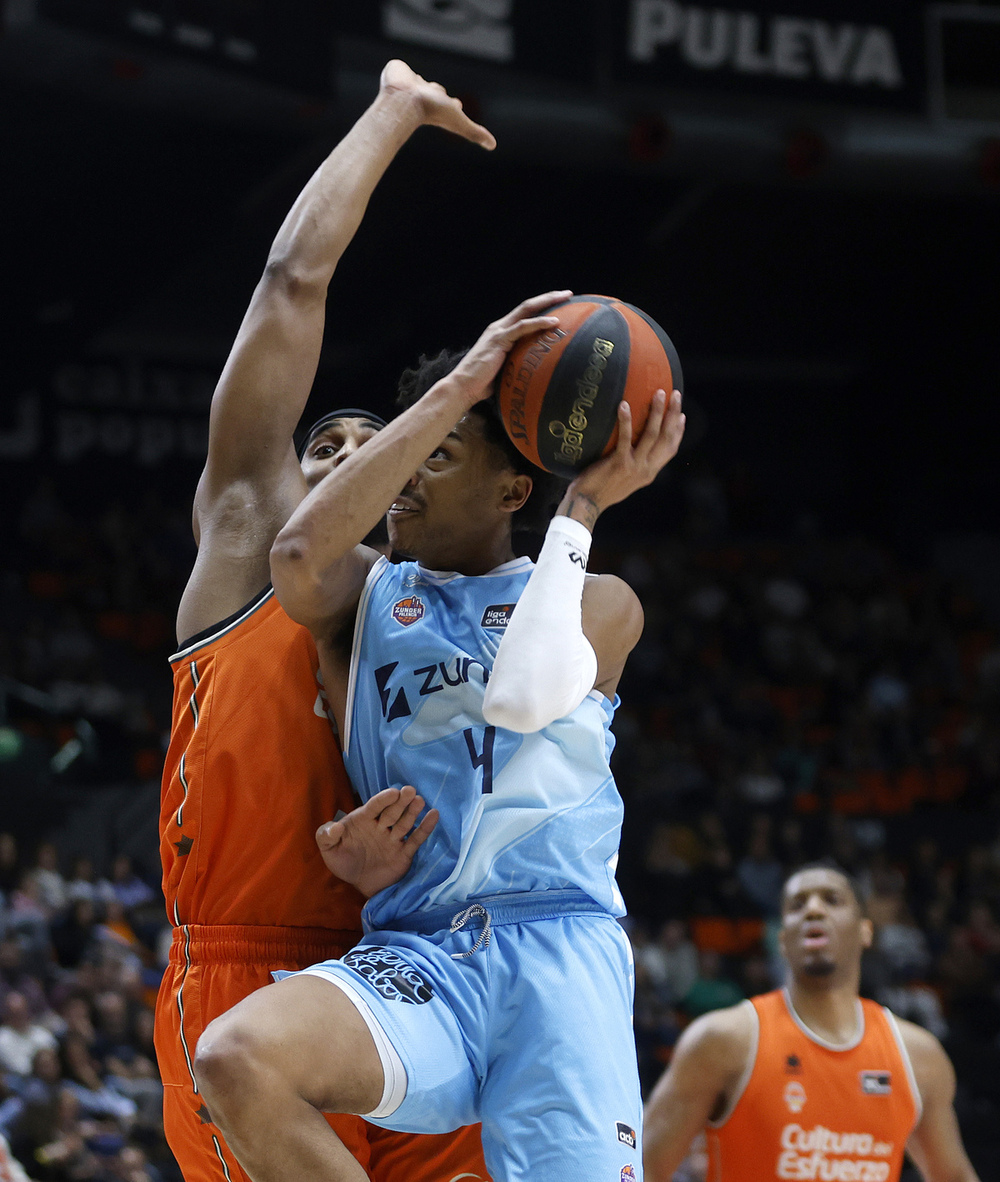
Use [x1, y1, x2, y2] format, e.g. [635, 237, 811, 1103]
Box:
[599, 469, 1000, 1166]
[1, 467, 999, 1176]
[0, 836, 171, 1182]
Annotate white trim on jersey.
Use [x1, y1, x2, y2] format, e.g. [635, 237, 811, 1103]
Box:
[414, 556, 533, 586]
[782, 987, 865, 1051]
[211, 1135, 235, 1182]
[883, 1006, 924, 1122]
[176, 753, 190, 827]
[170, 588, 275, 662]
[176, 924, 199, 1093]
[707, 999, 761, 1128]
[343, 555, 391, 760]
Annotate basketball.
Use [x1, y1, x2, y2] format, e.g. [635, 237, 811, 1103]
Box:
[497, 294, 683, 478]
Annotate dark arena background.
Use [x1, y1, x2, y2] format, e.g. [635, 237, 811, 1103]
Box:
[1, 3, 999, 1180]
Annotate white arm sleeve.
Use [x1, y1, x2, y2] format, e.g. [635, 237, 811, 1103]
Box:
[482, 515, 598, 734]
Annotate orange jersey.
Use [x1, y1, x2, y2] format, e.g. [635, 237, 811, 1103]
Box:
[707, 989, 920, 1182]
[160, 588, 363, 931]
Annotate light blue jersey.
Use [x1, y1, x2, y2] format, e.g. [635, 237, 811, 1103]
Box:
[343, 555, 627, 930]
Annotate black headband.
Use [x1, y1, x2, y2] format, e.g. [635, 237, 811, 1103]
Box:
[297, 408, 388, 458]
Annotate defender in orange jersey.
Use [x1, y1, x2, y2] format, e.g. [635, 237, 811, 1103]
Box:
[155, 59, 494, 1182]
[643, 864, 980, 1182]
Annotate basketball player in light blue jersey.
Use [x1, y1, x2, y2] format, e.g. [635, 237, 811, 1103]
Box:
[193, 285, 686, 1181]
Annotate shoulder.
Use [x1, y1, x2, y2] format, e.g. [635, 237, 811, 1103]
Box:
[674, 1000, 757, 1071]
[894, 1015, 955, 1102]
[582, 573, 644, 641]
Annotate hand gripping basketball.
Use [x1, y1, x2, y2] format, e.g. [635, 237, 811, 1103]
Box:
[380, 59, 496, 150]
[497, 295, 684, 477]
[443, 291, 574, 411]
[566, 389, 686, 516]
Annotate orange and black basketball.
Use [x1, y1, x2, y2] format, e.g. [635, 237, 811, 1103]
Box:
[497, 295, 683, 478]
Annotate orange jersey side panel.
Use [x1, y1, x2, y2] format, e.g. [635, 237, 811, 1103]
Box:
[159, 590, 364, 930]
[707, 990, 920, 1182]
[155, 927, 370, 1182]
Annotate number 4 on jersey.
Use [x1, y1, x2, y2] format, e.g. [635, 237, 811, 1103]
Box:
[463, 726, 496, 793]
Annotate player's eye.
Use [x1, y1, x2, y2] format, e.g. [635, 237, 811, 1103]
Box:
[314, 444, 335, 457]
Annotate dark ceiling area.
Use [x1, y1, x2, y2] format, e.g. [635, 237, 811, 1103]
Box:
[2, 4, 999, 546]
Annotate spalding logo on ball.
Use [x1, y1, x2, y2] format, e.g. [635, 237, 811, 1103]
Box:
[498, 295, 683, 478]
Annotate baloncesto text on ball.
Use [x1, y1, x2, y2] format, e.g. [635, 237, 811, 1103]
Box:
[546, 337, 616, 469]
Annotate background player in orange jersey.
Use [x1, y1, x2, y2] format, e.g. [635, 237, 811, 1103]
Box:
[155, 59, 494, 1182]
[643, 863, 980, 1182]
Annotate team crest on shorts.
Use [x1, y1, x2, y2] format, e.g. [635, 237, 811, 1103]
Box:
[860, 1071, 892, 1095]
[784, 1081, 807, 1113]
[391, 596, 425, 627]
[621, 1165, 636, 1182]
[341, 948, 434, 1004]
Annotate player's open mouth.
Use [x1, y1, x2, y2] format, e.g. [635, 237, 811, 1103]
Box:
[389, 499, 420, 515]
[802, 927, 829, 950]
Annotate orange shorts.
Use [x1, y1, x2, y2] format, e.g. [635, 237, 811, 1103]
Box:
[154, 925, 489, 1182]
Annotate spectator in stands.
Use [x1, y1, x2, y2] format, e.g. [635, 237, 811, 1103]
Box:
[0, 941, 49, 1026]
[680, 949, 744, 1018]
[49, 902, 97, 971]
[64, 861, 115, 912]
[23, 848, 66, 919]
[0, 995, 56, 1079]
[58, 1032, 135, 1125]
[637, 919, 700, 1007]
[736, 826, 784, 917]
[0, 837, 22, 900]
[3, 880, 52, 972]
[107, 860, 152, 914]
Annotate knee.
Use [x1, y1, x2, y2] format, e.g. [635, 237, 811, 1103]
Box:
[193, 1014, 267, 1109]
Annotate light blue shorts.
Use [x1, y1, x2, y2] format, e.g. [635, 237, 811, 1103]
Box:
[297, 889, 642, 1182]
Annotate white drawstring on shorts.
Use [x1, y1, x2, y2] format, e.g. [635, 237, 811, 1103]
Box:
[449, 903, 492, 959]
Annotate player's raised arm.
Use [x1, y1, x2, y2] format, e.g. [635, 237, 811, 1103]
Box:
[176, 60, 495, 644]
[900, 1021, 981, 1182]
[482, 388, 685, 733]
[269, 293, 570, 634]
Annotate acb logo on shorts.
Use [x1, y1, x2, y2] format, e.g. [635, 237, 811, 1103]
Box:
[391, 596, 425, 627]
[616, 1123, 637, 1149]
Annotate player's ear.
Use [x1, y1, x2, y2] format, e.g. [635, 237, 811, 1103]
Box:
[859, 917, 874, 950]
[499, 473, 532, 515]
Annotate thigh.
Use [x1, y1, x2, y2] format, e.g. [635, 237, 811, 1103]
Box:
[160, 963, 375, 1177]
[482, 915, 642, 1182]
[299, 933, 484, 1136]
[199, 972, 385, 1117]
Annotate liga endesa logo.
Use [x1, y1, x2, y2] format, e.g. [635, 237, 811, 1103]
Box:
[391, 596, 425, 627]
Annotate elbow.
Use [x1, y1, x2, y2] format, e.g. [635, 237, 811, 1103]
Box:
[269, 528, 308, 579]
[482, 684, 556, 735]
[261, 256, 325, 305]
[269, 533, 322, 623]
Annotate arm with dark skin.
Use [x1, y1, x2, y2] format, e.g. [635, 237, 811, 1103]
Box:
[900, 1021, 981, 1182]
[643, 1003, 755, 1182]
[176, 60, 495, 644]
[268, 293, 572, 644]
